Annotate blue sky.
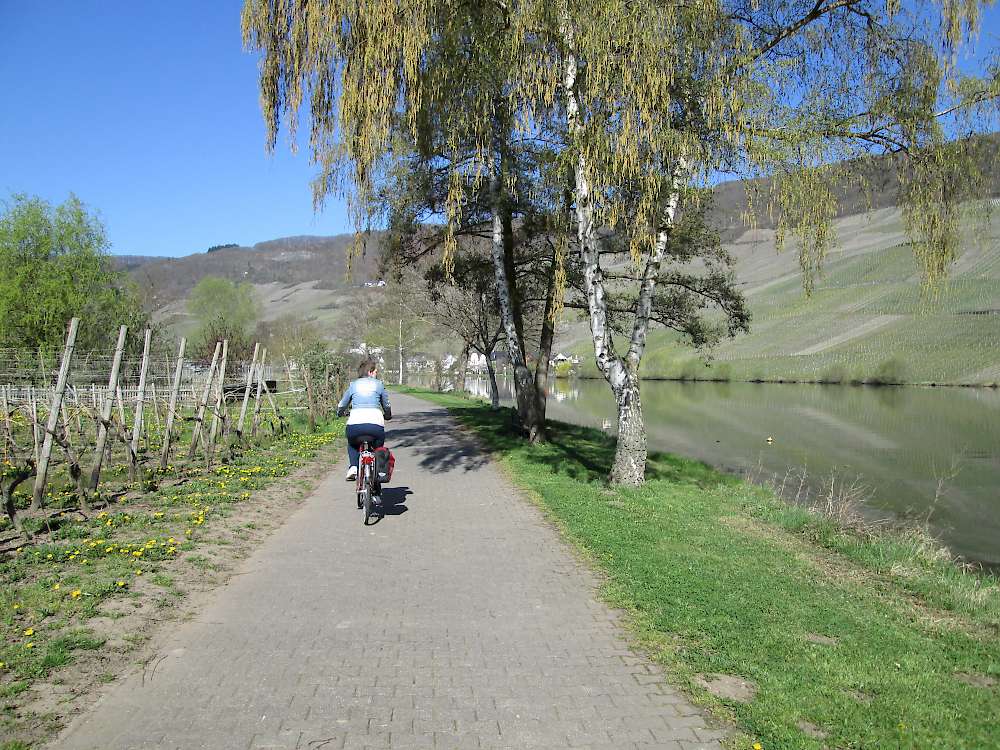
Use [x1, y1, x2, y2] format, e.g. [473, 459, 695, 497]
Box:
[0, 1, 352, 258]
[1, 3, 997, 259]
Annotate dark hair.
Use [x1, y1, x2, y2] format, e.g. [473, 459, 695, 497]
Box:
[358, 359, 377, 378]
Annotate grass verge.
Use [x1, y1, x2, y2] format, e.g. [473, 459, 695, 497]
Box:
[404, 387, 1000, 750]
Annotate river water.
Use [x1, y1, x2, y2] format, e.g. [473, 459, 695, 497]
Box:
[445, 375, 1000, 567]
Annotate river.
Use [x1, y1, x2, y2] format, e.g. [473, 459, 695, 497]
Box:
[436, 375, 1000, 567]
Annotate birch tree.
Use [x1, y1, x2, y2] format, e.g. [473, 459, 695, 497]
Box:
[533, 0, 999, 483]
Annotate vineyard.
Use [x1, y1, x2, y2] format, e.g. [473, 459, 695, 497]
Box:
[0, 318, 346, 743]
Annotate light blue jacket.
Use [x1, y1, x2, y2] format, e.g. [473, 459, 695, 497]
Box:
[337, 377, 391, 426]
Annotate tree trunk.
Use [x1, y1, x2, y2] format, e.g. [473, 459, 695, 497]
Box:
[531, 250, 560, 437]
[484, 352, 501, 409]
[610, 371, 646, 485]
[489, 175, 541, 439]
[456, 344, 470, 394]
[398, 318, 405, 386]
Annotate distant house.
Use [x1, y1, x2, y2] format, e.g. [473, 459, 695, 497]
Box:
[362, 279, 387, 288]
[551, 353, 580, 366]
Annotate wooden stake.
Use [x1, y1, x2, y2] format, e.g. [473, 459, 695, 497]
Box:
[160, 337, 186, 470]
[60, 400, 73, 449]
[89, 325, 128, 492]
[32, 317, 79, 509]
[130, 329, 152, 460]
[188, 342, 221, 458]
[236, 343, 260, 440]
[251, 347, 267, 439]
[150, 382, 162, 432]
[206, 340, 229, 464]
[29, 388, 40, 464]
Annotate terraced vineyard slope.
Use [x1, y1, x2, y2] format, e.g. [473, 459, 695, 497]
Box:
[567, 203, 1000, 385]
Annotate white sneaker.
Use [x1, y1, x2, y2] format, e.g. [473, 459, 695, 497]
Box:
[346, 466, 358, 481]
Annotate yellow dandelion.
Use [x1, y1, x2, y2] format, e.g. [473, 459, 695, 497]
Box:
[135, 569, 142, 576]
[25, 642, 34, 649]
[116, 580, 126, 587]
[52, 583, 60, 591]
[23, 627, 33, 636]
[70, 589, 81, 599]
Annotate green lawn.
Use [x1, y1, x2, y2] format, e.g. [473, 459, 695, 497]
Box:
[405, 388, 1000, 750]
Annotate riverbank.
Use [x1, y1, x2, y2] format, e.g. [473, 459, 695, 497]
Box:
[402, 387, 1000, 749]
[571, 374, 1000, 388]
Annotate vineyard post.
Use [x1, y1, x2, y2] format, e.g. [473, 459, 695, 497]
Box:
[89, 325, 128, 492]
[130, 329, 152, 460]
[302, 361, 316, 432]
[115, 386, 126, 428]
[189, 341, 221, 458]
[32, 317, 79, 509]
[60, 400, 73, 449]
[283, 354, 294, 393]
[260, 377, 283, 433]
[236, 342, 260, 440]
[251, 347, 267, 438]
[160, 337, 186, 470]
[29, 387, 39, 464]
[150, 382, 162, 432]
[206, 339, 229, 465]
[0, 385, 13, 447]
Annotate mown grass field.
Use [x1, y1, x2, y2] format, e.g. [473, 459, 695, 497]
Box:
[569, 205, 1000, 385]
[407, 388, 1000, 750]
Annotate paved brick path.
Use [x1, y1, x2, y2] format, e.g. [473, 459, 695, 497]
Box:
[55, 394, 726, 750]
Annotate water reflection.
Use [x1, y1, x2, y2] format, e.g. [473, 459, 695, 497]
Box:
[410, 374, 1000, 565]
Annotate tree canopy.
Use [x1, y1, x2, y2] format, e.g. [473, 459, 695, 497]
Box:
[187, 276, 261, 359]
[0, 193, 148, 352]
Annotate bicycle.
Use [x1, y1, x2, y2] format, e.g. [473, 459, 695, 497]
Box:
[354, 437, 382, 525]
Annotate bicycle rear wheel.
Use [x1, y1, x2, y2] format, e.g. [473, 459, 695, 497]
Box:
[361, 465, 373, 525]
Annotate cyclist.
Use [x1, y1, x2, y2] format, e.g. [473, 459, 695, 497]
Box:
[336, 359, 391, 481]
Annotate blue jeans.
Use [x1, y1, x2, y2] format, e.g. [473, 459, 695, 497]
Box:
[346, 423, 385, 468]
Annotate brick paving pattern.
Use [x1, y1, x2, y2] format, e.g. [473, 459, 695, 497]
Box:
[55, 394, 726, 749]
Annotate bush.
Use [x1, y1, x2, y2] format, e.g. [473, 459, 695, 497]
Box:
[553, 360, 576, 379]
[868, 356, 908, 385]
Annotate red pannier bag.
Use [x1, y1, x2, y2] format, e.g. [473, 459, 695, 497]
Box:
[375, 446, 395, 482]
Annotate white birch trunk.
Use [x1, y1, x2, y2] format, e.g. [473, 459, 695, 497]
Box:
[561, 7, 684, 484]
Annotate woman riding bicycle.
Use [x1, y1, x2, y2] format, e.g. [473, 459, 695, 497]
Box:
[336, 359, 391, 481]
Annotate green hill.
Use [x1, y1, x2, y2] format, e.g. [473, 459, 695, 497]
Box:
[118, 234, 384, 339]
[564, 203, 1000, 386]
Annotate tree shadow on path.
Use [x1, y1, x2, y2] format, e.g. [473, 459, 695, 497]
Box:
[387, 410, 490, 474]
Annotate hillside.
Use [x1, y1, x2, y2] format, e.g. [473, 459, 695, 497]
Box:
[119, 234, 385, 337]
[563, 203, 1000, 385]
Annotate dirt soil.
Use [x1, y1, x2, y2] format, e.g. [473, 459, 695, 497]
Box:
[5, 442, 338, 749]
